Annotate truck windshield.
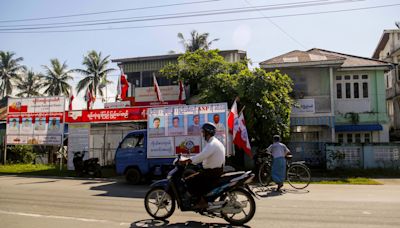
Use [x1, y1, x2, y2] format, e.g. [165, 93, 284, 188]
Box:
[120, 134, 144, 149]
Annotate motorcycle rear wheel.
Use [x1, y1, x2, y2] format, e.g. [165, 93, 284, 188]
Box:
[221, 188, 256, 226]
[144, 187, 175, 220]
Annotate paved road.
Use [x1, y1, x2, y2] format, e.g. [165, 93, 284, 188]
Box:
[0, 175, 399, 228]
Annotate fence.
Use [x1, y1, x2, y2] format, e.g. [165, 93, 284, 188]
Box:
[286, 142, 326, 168]
[326, 143, 400, 170]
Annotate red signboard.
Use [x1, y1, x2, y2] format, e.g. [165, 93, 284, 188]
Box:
[66, 107, 148, 123]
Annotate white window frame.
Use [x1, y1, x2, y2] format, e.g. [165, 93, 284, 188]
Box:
[335, 74, 369, 99]
[337, 132, 371, 143]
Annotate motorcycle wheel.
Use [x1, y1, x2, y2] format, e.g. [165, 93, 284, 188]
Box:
[221, 188, 256, 226]
[144, 187, 175, 220]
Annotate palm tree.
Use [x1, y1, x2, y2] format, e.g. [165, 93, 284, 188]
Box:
[75, 50, 114, 100]
[0, 51, 26, 97]
[42, 59, 73, 96]
[178, 30, 219, 52]
[15, 70, 43, 97]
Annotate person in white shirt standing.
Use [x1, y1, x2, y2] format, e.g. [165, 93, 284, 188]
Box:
[179, 122, 225, 209]
[267, 135, 290, 192]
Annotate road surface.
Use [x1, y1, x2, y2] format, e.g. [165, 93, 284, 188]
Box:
[0, 175, 399, 228]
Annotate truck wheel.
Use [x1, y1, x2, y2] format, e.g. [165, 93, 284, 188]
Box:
[126, 168, 141, 185]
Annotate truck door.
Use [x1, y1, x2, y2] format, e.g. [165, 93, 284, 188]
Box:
[115, 132, 146, 175]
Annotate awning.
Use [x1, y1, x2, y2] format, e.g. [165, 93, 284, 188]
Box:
[335, 124, 383, 132]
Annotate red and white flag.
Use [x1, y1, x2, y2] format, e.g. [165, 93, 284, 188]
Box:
[85, 87, 95, 110]
[117, 68, 129, 100]
[233, 112, 252, 158]
[178, 80, 184, 104]
[153, 75, 163, 102]
[68, 88, 74, 111]
[227, 99, 238, 134]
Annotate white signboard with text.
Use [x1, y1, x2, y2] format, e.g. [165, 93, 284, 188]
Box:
[292, 99, 315, 114]
[147, 103, 228, 158]
[6, 96, 65, 145]
[67, 124, 91, 170]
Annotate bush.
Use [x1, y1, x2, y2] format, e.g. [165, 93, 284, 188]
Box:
[7, 145, 36, 164]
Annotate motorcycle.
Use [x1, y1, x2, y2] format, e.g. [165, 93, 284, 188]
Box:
[144, 155, 257, 226]
[73, 151, 102, 178]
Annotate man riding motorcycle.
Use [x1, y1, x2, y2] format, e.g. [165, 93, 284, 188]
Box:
[179, 122, 225, 209]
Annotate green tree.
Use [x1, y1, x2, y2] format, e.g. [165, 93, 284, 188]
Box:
[161, 49, 293, 147]
[15, 70, 43, 97]
[42, 59, 73, 96]
[0, 51, 26, 97]
[178, 30, 219, 52]
[75, 51, 114, 99]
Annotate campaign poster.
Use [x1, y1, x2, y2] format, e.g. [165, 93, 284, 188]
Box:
[167, 115, 184, 136]
[6, 135, 27, 145]
[148, 137, 175, 157]
[175, 136, 201, 155]
[187, 114, 205, 136]
[21, 117, 34, 134]
[47, 117, 61, 134]
[34, 117, 47, 133]
[208, 112, 226, 133]
[147, 103, 228, 158]
[7, 117, 20, 134]
[148, 116, 166, 137]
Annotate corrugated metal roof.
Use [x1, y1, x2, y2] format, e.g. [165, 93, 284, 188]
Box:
[260, 48, 393, 69]
[260, 50, 345, 66]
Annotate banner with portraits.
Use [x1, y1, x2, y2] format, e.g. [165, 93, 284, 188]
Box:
[6, 96, 65, 145]
[147, 103, 228, 158]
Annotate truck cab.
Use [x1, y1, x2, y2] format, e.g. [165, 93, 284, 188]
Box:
[115, 130, 174, 184]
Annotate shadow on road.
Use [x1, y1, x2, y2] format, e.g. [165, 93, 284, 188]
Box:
[130, 219, 250, 228]
[252, 185, 309, 198]
[89, 181, 149, 198]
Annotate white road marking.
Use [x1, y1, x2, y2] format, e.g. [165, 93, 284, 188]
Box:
[362, 211, 371, 215]
[0, 209, 130, 226]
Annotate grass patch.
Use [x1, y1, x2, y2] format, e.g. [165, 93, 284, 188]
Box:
[0, 164, 117, 178]
[312, 177, 382, 185]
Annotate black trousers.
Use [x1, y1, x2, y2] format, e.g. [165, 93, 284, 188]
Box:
[185, 167, 223, 197]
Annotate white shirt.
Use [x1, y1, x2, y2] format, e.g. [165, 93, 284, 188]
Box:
[267, 142, 290, 158]
[191, 136, 225, 169]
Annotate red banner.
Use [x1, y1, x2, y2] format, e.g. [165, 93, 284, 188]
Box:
[66, 107, 148, 123]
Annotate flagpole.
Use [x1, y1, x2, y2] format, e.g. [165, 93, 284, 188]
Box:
[239, 105, 246, 115]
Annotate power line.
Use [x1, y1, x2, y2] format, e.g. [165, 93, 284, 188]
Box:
[243, 0, 307, 49]
[0, 0, 332, 28]
[0, 0, 222, 23]
[0, 3, 397, 34]
[0, 0, 363, 31]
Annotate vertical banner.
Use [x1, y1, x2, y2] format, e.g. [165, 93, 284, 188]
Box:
[147, 103, 228, 158]
[6, 96, 65, 145]
[67, 124, 90, 170]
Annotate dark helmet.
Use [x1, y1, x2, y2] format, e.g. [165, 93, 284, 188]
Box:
[202, 122, 216, 136]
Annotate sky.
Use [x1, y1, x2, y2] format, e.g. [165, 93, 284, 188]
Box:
[0, 0, 399, 109]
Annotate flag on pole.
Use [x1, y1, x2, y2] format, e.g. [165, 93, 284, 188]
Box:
[178, 80, 184, 103]
[153, 75, 163, 102]
[85, 87, 95, 110]
[233, 112, 252, 158]
[227, 99, 238, 134]
[117, 68, 129, 100]
[121, 74, 129, 100]
[68, 89, 74, 111]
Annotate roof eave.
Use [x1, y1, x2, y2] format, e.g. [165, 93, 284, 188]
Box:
[260, 60, 344, 69]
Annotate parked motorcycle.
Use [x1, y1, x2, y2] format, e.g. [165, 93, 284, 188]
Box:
[144, 155, 257, 226]
[73, 151, 102, 178]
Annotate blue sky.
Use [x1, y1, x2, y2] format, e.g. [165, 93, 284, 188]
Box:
[0, 0, 399, 109]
